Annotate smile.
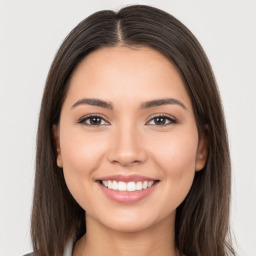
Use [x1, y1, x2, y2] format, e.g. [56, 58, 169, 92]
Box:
[100, 180, 156, 192]
[97, 175, 159, 203]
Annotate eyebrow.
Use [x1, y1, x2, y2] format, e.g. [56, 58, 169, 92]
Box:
[141, 98, 187, 110]
[72, 98, 114, 109]
[71, 98, 187, 110]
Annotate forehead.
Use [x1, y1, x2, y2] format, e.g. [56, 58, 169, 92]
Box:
[65, 46, 192, 110]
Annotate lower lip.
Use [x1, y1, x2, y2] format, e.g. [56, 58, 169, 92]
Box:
[98, 182, 158, 203]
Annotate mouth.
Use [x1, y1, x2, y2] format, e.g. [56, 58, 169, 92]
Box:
[98, 180, 158, 192]
[96, 175, 160, 203]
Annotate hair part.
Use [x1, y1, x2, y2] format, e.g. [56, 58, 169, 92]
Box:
[31, 5, 235, 256]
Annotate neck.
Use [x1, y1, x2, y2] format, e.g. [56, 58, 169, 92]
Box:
[73, 213, 180, 256]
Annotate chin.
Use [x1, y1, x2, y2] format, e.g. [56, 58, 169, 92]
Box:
[92, 208, 176, 234]
[110, 220, 152, 233]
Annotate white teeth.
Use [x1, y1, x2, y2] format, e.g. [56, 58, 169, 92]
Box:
[108, 180, 112, 189]
[148, 181, 153, 187]
[112, 181, 118, 190]
[101, 180, 155, 191]
[142, 181, 148, 189]
[127, 182, 136, 192]
[136, 181, 142, 191]
[118, 181, 126, 191]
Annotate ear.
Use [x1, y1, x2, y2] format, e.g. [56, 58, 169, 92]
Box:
[195, 129, 208, 172]
[53, 125, 63, 168]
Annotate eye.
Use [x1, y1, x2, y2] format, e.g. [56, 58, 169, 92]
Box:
[146, 114, 177, 126]
[78, 114, 109, 126]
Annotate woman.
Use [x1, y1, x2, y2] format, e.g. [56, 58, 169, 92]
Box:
[27, 4, 236, 256]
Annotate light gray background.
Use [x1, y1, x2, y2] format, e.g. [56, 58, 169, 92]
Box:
[0, 0, 255, 255]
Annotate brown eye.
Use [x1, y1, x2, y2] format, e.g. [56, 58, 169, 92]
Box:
[78, 115, 109, 126]
[88, 116, 103, 125]
[147, 115, 176, 126]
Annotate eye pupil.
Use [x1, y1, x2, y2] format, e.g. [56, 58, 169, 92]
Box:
[154, 117, 166, 125]
[90, 117, 101, 125]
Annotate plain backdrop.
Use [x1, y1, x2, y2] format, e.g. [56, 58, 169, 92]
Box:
[0, 0, 255, 255]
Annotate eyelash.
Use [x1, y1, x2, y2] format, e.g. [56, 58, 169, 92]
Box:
[77, 113, 177, 127]
[147, 114, 177, 126]
[78, 114, 109, 127]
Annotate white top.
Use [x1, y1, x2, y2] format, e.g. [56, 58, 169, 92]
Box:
[63, 239, 74, 256]
[23, 239, 74, 256]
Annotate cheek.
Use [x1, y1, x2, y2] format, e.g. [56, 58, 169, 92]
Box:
[151, 128, 198, 170]
[60, 127, 107, 173]
[166, 139, 197, 174]
[149, 130, 198, 198]
[59, 129, 107, 207]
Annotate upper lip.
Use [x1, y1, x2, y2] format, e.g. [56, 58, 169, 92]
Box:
[97, 174, 158, 182]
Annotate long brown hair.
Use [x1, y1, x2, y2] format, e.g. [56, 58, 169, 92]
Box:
[31, 5, 236, 256]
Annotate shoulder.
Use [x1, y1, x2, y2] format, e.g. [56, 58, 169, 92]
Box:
[22, 238, 73, 256]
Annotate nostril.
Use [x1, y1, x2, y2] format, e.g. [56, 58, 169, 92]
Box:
[106, 140, 147, 166]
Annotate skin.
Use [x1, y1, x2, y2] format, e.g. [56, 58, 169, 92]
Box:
[54, 46, 207, 256]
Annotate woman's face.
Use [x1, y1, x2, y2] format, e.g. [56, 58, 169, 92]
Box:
[55, 46, 207, 233]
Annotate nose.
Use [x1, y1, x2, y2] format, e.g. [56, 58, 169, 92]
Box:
[107, 122, 147, 167]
